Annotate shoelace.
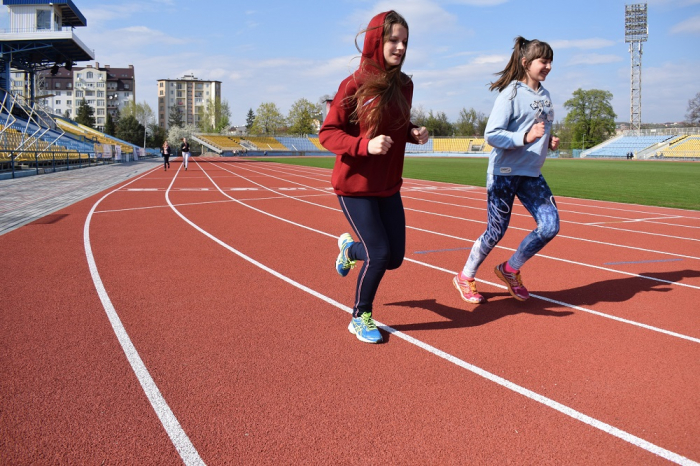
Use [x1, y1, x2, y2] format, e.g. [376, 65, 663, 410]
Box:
[504, 270, 524, 289]
[341, 248, 356, 270]
[362, 313, 378, 330]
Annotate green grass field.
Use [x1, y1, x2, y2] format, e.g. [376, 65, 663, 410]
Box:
[254, 156, 700, 211]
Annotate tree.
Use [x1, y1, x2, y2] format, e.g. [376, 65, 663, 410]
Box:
[75, 99, 95, 128]
[115, 115, 145, 146]
[251, 102, 285, 135]
[121, 101, 154, 147]
[287, 98, 321, 135]
[686, 92, 700, 126]
[198, 98, 231, 133]
[167, 124, 199, 154]
[563, 89, 616, 150]
[245, 108, 255, 131]
[424, 110, 453, 136]
[104, 112, 116, 136]
[168, 106, 184, 129]
[411, 105, 427, 127]
[454, 107, 487, 136]
[148, 123, 166, 148]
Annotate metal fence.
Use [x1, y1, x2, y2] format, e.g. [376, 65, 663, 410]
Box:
[0, 149, 112, 178]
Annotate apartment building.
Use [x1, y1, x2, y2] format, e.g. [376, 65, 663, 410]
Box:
[157, 74, 221, 131]
[31, 63, 135, 130]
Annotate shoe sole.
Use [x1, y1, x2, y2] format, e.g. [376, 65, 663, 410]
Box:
[348, 321, 382, 343]
[494, 267, 528, 301]
[336, 234, 353, 277]
[452, 276, 485, 304]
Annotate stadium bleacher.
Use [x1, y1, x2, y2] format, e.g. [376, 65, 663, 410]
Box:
[585, 135, 676, 158]
[276, 136, 323, 152]
[660, 135, 700, 158]
[243, 136, 287, 151]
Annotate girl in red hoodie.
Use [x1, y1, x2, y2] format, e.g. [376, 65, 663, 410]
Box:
[320, 10, 428, 344]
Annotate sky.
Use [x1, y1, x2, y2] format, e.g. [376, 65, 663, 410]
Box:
[2, 0, 699, 126]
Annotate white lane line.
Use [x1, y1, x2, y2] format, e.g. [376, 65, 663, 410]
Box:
[84, 166, 205, 466]
[177, 160, 698, 466]
[584, 216, 685, 225]
[203, 160, 700, 341]
[402, 195, 700, 243]
[210, 161, 700, 271]
[405, 207, 700, 260]
[405, 257, 700, 344]
[202, 161, 700, 337]
[254, 163, 700, 226]
[407, 225, 700, 291]
[234, 162, 700, 247]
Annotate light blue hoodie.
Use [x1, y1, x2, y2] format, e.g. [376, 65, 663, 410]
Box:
[484, 80, 554, 177]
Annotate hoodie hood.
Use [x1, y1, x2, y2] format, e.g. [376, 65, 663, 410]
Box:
[360, 11, 390, 71]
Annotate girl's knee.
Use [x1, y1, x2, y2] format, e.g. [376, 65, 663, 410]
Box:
[386, 255, 404, 270]
[539, 217, 559, 242]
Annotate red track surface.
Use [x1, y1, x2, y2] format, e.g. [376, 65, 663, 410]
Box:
[2, 157, 699, 465]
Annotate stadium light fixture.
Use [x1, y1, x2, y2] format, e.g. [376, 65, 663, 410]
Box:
[625, 3, 648, 44]
[625, 3, 648, 134]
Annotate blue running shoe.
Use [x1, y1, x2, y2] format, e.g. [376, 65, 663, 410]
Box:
[348, 313, 383, 344]
[335, 233, 356, 277]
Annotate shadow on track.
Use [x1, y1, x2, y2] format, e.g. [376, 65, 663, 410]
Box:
[384, 269, 699, 331]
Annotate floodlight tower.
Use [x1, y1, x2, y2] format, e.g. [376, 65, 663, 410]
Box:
[625, 3, 648, 134]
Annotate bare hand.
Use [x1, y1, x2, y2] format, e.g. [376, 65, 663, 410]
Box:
[412, 126, 429, 145]
[368, 135, 393, 155]
[549, 136, 560, 151]
[526, 121, 546, 144]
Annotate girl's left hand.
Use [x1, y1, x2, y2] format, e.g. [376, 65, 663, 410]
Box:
[412, 127, 429, 145]
[549, 136, 560, 151]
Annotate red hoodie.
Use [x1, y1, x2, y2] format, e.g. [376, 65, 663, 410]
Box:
[319, 11, 418, 197]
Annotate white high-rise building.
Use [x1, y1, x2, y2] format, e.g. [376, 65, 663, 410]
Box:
[157, 74, 222, 131]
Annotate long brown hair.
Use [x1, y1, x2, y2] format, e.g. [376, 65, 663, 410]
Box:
[490, 36, 553, 95]
[350, 11, 411, 138]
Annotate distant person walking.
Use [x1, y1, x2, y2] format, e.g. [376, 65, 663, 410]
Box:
[180, 137, 191, 170]
[161, 141, 172, 171]
[453, 36, 560, 304]
[320, 10, 428, 344]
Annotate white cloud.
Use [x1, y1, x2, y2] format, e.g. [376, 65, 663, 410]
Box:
[349, 0, 460, 36]
[549, 38, 617, 50]
[444, 0, 508, 4]
[566, 54, 625, 66]
[670, 15, 700, 34]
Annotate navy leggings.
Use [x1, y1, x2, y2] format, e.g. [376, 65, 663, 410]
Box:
[338, 192, 405, 317]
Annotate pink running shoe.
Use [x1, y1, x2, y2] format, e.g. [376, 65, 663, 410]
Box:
[494, 262, 529, 301]
[453, 275, 486, 304]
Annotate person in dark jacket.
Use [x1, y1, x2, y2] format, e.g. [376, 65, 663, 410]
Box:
[161, 141, 172, 170]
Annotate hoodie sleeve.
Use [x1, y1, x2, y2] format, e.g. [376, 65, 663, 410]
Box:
[484, 87, 527, 150]
[319, 78, 370, 157]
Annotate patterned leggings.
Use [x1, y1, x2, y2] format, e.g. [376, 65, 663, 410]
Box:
[462, 174, 559, 277]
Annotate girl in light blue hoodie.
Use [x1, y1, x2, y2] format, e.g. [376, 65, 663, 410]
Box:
[454, 36, 560, 304]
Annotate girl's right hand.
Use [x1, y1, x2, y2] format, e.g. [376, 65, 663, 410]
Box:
[368, 135, 393, 154]
[525, 121, 546, 144]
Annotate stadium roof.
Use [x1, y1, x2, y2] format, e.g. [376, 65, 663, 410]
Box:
[1, 0, 87, 27]
[0, 32, 94, 69]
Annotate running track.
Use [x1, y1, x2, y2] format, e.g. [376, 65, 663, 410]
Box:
[2, 157, 699, 465]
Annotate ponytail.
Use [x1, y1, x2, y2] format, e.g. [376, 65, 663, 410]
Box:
[489, 36, 553, 95]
